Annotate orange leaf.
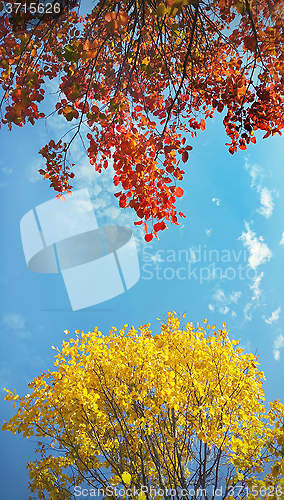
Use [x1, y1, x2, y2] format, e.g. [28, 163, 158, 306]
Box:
[105, 12, 116, 22]
[117, 11, 129, 26]
[263, 131, 271, 139]
[175, 187, 184, 197]
[237, 85, 247, 97]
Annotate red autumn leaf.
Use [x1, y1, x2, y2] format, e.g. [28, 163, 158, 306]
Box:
[217, 102, 224, 113]
[182, 150, 189, 163]
[153, 222, 162, 232]
[244, 35, 256, 52]
[145, 233, 153, 242]
[175, 187, 184, 197]
[159, 221, 167, 230]
[166, 165, 175, 173]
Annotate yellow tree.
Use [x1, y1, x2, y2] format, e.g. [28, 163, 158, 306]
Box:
[1, 0, 284, 240]
[3, 312, 284, 499]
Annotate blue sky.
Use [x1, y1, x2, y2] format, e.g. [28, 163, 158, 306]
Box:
[1, 87, 284, 499]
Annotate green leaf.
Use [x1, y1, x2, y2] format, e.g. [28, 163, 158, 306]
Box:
[66, 112, 74, 121]
[64, 45, 80, 62]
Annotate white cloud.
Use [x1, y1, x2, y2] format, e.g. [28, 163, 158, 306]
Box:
[274, 350, 280, 361]
[26, 158, 46, 183]
[2, 167, 12, 175]
[244, 161, 264, 189]
[210, 288, 241, 317]
[189, 248, 198, 262]
[3, 313, 26, 330]
[219, 306, 230, 315]
[239, 222, 272, 269]
[264, 307, 281, 325]
[2, 313, 31, 339]
[150, 253, 164, 263]
[212, 288, 241, 305]
[212, 198, 221, 206]
[243, 302, 253, 321]
[205, 229, 212, 237]
[242, 273, 264, 322]
[213, 288, 226, 303]
[250, 272, 264, 302]
[231, 311, 237, 317]
[257, 187, 274, 218]
[273, 334, 284, 361]
[280, 232, 284, 245]
[229, 291, 242, 303]
[244, 161, 276, 219]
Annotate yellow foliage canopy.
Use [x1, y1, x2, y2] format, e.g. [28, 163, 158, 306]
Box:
[2, 313, 284, 499]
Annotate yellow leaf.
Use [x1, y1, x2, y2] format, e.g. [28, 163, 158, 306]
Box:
[122, 471, 131, 485]
[236, 1, 246, 14]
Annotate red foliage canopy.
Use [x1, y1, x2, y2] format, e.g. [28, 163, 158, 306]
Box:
[0, 0, 283, 240]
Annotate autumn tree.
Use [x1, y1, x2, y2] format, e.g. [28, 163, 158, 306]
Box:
[1, 0, 283, 240]
[0, 0, 284, 239]
[3, 312, 284, 500]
